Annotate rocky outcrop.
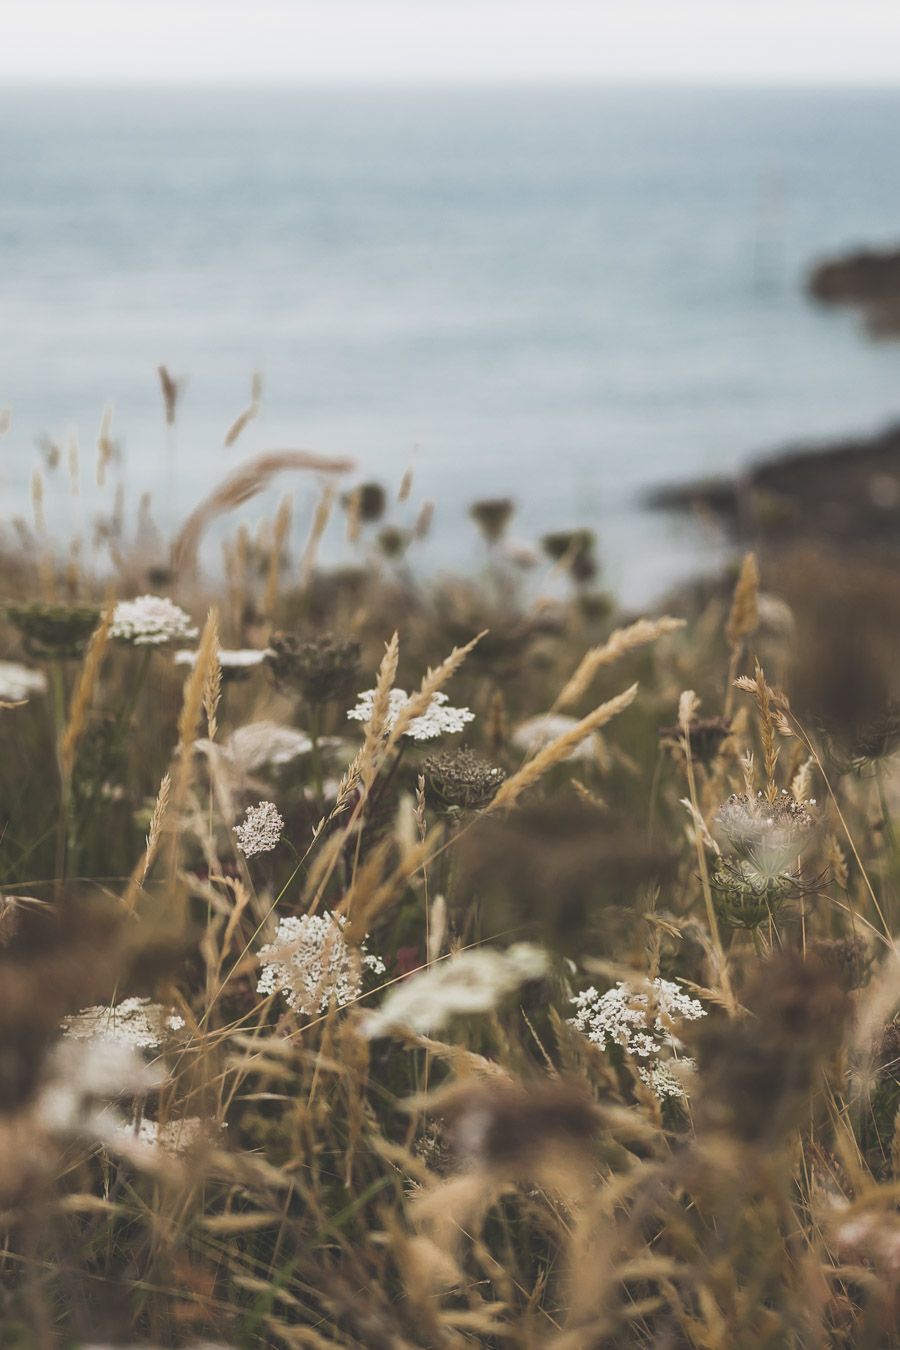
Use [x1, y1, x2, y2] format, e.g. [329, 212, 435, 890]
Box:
[647, 422, 900, 548]
[808, 246, 900, 336]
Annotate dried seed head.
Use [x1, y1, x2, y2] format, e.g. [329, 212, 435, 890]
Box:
[659, 716, 732, 766]
[424, 749, 506, 812]
[6, 602, 102, 659]
[343, 481, 386, 523]
[469, 497, 515, 544]
[266, 631, 361, 705]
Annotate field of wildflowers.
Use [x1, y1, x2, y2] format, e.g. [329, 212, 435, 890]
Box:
[2, 439, 900, 1348]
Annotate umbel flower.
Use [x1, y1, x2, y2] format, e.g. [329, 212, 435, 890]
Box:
[257, 912, 385, 1015]
[61, 998, 185, 1051]
[424, 748, 506, 811]
[711, 789, 817, 929]
[5, 601, 102, 658]
[110, 595, 198, 646]
[234, 800, 284, 857]
[348, 688, 475, 742]
[513, 713, 597, 763]
[569, 978, 706, 1101]
[176, 646, 269, 680]
[361, 943, 549, 1039]
[0, 660, 48, 704]
[266, 631, 361, 705]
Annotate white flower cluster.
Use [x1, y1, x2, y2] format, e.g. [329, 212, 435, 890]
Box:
[61, 998, 185, 1050]
[116, 1114, 217, 1154]
[257, 912, 386, 1015]
[347, 688, 475, 741]
[714, 789, 815, 881]
[110, 595, 199, 646]
[37, 1037, 165, 1145]
[569, 978, 706, 1101]
[361, 943, 549, 1039]
[234, 800, 285, 856]
[0, 660, 48, 703]
[175, 647, 269, 671]
[513, 714, 597, 763]
[226, 721, 315, 771]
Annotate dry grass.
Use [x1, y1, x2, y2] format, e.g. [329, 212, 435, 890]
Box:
[0, 447, 900, 1349]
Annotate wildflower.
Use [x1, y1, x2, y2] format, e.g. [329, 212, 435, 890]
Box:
[360, 943, 549, 1039]
[348, 689, 475, 742]
[569, 978, 706, 1101]
[512, 714, 597, 763]
[257, 912, 385, 1015]
[377, 525, 411, 559]
[234, 800, 284, 857]
[711, 789, 817, 928]
[225, 720, 314, 772]
[115, 1114, 219, 1154]
[5, 601, 102, 658]
[541, 528, 597, 581]
[109, 595, 198, 646]
[37, 1037, 165, 1140]
[175, 646, 269, 680]
[0, 660, 48, 704]
[423, 748, 506, 811]
[342, 480, 387, 522]
[266, 631, 361, 704]
[61, 998, 185, 1051]
[469, 497, 515, 544]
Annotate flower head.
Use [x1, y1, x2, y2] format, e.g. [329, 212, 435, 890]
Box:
[266, 632, 361, 704]
[348, 689, 475, 742]
[61, 997, 185, 1051]
[361, 943, 548, 1039]
[176, 646, 269, 680]
[424, 748, 506, 811]
[257, 912, 385, 1015]
[569, 978, 706, 1101]
[513, 714, 597, 763]
[6, 602, 102, 658]
[711, 789, 817, 928]
[110, 595, 198, 646]
[234, 800, 284, 857]
[0, 660, 48, 704]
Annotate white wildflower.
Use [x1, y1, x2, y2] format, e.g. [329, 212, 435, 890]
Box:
[569, 978, 706, 1101]
[347, 688, 475, 741]
[0, 660, 48, 703]
[513, 714, 598, 763]
[225, 720, 314, 771]
[175, 647, 270, 672]
[114, 1114, 221, 1154]
[714, 789, 815, 881]
[257, 912, 385, 1015]
[37, 1037, 165, 1139]
[234, 800, 284, 856]
[61, 998, 185, 1051]
[361, 943, 549, 1039]
[110, 595, 198, 646]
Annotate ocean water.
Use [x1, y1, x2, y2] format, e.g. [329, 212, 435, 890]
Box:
[3, 84, 900, 603]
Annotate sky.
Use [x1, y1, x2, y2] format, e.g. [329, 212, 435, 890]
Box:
[3, 0, 900, 85]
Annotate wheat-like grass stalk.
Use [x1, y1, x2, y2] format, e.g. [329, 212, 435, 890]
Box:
[173, 609, 220, 808]
[262, 493, 293, 619]
[60, 607, 112, 783]
[299, 482, 335, 591]
[142, 772, 172, 884]
[31, 470, 45, 534]
[360, 632, 400, 793]
[488, 682, 638, 812]
[555, 616, 685, 710]
[203, 612, 222, 742]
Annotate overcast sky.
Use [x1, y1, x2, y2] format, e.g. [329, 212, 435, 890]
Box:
[3, 0, 900, 85]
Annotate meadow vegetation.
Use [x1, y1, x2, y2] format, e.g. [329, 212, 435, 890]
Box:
[2, 426, 900, 1348]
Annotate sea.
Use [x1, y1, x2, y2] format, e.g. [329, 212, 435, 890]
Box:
[3, 83, 900, 604]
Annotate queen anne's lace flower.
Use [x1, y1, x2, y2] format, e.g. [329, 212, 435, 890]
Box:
[0, 660, 48, 703]
[234, 800, 284, 856]
[226, 721, 315, 771]
[513, 714, 597, 763]
[175, 647, 269, 671]
[569, 979, 705, 1101]
[61, 998, 185, 1050]
[257, 912, 385, 1015]
[110, 595, 199, 646]
[347, 688, 475, 741]
[361, 943, 549, 1039]
[714, 789, 815, 880]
